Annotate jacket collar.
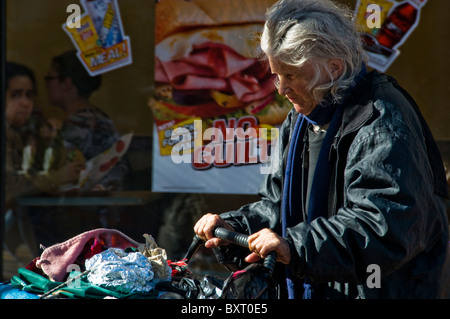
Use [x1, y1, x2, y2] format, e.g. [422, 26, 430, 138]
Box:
[289, 70, 386, 138]
[340, 70, 387, 137]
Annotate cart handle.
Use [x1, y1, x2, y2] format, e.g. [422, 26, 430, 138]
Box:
[183, 228, 278, 274]
[214, 227, 277, 275]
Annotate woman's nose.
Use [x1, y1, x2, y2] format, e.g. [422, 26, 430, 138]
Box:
[20, 96, 34, 109]
[278, 81, 291, 96]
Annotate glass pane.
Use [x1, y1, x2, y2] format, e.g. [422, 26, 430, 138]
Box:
[3, 0, 159, 279]
[1, 0, 259, 283]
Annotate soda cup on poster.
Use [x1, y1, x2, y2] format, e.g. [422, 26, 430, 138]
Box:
[63, 0, 132, 76]
[375, 0, 426, 49]
[355, 0, 427, 72]
[83, 0, 124, 48]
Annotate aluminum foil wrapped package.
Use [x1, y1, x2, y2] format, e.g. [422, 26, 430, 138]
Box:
[85, 248, 154, 294]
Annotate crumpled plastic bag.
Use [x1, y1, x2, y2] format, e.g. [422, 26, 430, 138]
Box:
[138, 233, 172, 283]
[221, 263, 277, 299]
[156, 275, 225, 299]
[85, 247, 154, 294]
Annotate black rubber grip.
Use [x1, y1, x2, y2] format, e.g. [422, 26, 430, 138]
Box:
[214, 227, 277, 274]
[214, 227, 249, 247]
[263, 252, 276, 275]
[183, 235, 202, 262]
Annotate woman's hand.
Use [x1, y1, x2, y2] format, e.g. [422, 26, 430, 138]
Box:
[246, 228, 291, 264]
[193, 213, 235, 248]
[50, 161, 85, 185]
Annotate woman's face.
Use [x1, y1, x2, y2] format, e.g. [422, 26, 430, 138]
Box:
[6, 75, 35, 127]
[269, 57, 330, 116]
[44, 65, 65, 107]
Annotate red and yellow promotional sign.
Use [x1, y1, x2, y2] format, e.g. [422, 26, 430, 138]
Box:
[355, 0, 428, 72]
[63, 0, 132, 76]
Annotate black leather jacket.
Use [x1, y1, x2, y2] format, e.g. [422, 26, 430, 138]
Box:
[219, 71, 450, 299]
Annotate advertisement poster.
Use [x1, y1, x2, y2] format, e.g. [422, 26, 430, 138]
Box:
[151, 0, 291, 194]
[355, 0, 427, 72]
[63, 0, 133, 76]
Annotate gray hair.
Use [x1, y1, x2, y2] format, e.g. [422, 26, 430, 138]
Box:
[260, 0, 367, 103]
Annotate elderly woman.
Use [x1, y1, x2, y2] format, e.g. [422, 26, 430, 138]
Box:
[194, 0, 449, 299]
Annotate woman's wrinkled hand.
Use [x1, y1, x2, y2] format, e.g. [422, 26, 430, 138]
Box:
[246, 228, 291, 264]
[193, 213, 235, 248]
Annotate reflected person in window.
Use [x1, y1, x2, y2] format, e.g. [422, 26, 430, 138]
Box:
[4, 62, 83, 257]
[44, 50, 128, 191]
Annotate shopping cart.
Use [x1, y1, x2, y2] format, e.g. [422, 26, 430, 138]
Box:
[181, 227, 278, 299]
[1, 227, 278, 299]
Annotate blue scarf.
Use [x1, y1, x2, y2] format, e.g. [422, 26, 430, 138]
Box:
[281, 67, 367, 299]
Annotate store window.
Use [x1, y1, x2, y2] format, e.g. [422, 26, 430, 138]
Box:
[0, 0, 256, 282]
[1, 0, 264, 282]
[1, 0, 149, 279]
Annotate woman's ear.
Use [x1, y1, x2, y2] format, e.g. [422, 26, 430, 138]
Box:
[327, 58, 344, 80]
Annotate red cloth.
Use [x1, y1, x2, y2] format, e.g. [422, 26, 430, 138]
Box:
[167, 259, 191, 277]
[35, 228, 140, 282]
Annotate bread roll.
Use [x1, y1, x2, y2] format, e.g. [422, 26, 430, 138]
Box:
[155, 0, 277, 43]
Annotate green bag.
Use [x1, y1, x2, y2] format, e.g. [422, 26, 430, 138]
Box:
[10, 268, 60, 295]
[10, 268, 159, 299]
